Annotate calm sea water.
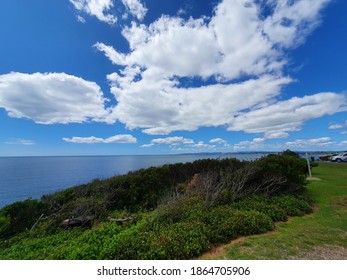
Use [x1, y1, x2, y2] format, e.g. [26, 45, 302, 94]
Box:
[0, 153, 266, 208]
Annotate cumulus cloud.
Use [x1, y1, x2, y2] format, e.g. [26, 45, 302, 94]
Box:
[329, 124, 343, 129]
[121, 0, 147, 21]
[94, 42, 127, 65]
[234, 138, 265, 150]
[0, 72, 110, 124]
[192, 141, 216, 149]
[107, 74, 292, 135]
[101, 0, 329, 79]
[262, 0, 330, 48]
[284, 137, 335, 149]
[232, 136, 338, 151]
[4, 0, 342, 143]
[228, 92, 347, 138]
[210, 138, 229, 146]
[329, 121, 347, 130]
[151, 136, 194, 146]
[141, 136, 216, 151]
[69, 0, 147, 24]
[93, 0, 344, 138]
[63, 134, 137, 144]
[69, 0, 117, 25]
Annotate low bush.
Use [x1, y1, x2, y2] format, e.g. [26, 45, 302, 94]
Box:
[203, 206, 239, 243]
[0, 199, 49, 238]
[67, 222, 123, 260]
[294, 191, 315, 206]
[271, 195, 313, 216]
[231, 210, 275, 236]
[253, 154, 308, 194]
[110, 221, 209, 260]
[204, 206, 274, 244]
[0, 228, 83, 259]
[0, 152, 316, 260]
[151, 221, 210, 260]
[232, 195, 288, 222]
[55, 196, 107, 223]
[151, 195, 205, 226]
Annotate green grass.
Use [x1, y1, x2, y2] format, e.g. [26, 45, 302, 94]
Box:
[200, 163, 347, 259]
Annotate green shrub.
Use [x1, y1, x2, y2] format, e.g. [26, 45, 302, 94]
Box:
[282, 149, 301, 158]
[0, 154, 316, 260]
[232, 196, 288, 222]
[204, 206, 239, 243]
[231, 210, 275, 236]
[151, 195, 205, 226]
[0, 228, 83, 259]
[204, 206, 274, 244]
[68, 222, 123, 259]
[253, 154, 308, 194]
[294, 191, 315, 206]
[98, 221, 145, 260]
[152, 221, 210, 259]
[56, 196, 106, 223]
[0, 199, 49, 238]
[41, 188, 76, 212]
[110, 221, 209, 260]
[271, 195, 313, 216]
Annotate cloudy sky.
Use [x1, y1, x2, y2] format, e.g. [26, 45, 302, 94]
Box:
[0, 0, 346, 156]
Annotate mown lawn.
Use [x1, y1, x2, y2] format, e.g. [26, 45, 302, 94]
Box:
[200, 162, 347, 259]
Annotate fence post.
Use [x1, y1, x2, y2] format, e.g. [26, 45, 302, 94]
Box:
[306, 152, 312, 178]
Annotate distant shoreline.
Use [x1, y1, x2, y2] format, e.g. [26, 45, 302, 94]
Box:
[0, 150, 342, 158]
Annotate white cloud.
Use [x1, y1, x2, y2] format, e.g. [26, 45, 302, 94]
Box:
[94, 42, 126, 65]
[284, 137, 335, 149]
[0, 72, 110, 124]
[63, 134, 137, 144]
[141, 137, 216, 151]
[232, 136, 338, 151]
[228, 92, 347, 138]
[329, 120, 347, 130]
[69, 0, 117, 25]
[192, 141, 216, 149]
[107, 74, 292, 135]
[329, 124, 343, 129]
[265, 132, 289, 139]
[234, 137, 265, 150]
[77, 15, 86, 23]
[210, 138, 229, 146]
[263, 0, 330, 48]
[93, 0, 341, 138]
[151, 136, 194, 146]
[103, 0, 329, 79]
[121, 0, 147, 21]
[5, 139, 35, 145]
[140, 143, 154, 148]
[69, 0, 147, 24]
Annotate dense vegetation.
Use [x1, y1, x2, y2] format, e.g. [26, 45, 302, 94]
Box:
[200, 162, 347, 260]
[0, 151, 314, 259]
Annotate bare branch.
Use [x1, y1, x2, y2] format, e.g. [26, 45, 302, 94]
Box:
[107, 216, 134, 224]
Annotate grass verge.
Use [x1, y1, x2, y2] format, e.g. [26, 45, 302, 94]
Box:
[200, 162, 347, 260]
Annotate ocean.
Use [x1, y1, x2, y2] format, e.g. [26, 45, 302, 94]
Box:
[0, 153, 267, 208]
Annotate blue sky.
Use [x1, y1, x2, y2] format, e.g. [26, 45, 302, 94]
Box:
[0, 0, 346, 156]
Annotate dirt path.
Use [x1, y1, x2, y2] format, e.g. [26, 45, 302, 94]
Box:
[289, 245, 347, 260]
